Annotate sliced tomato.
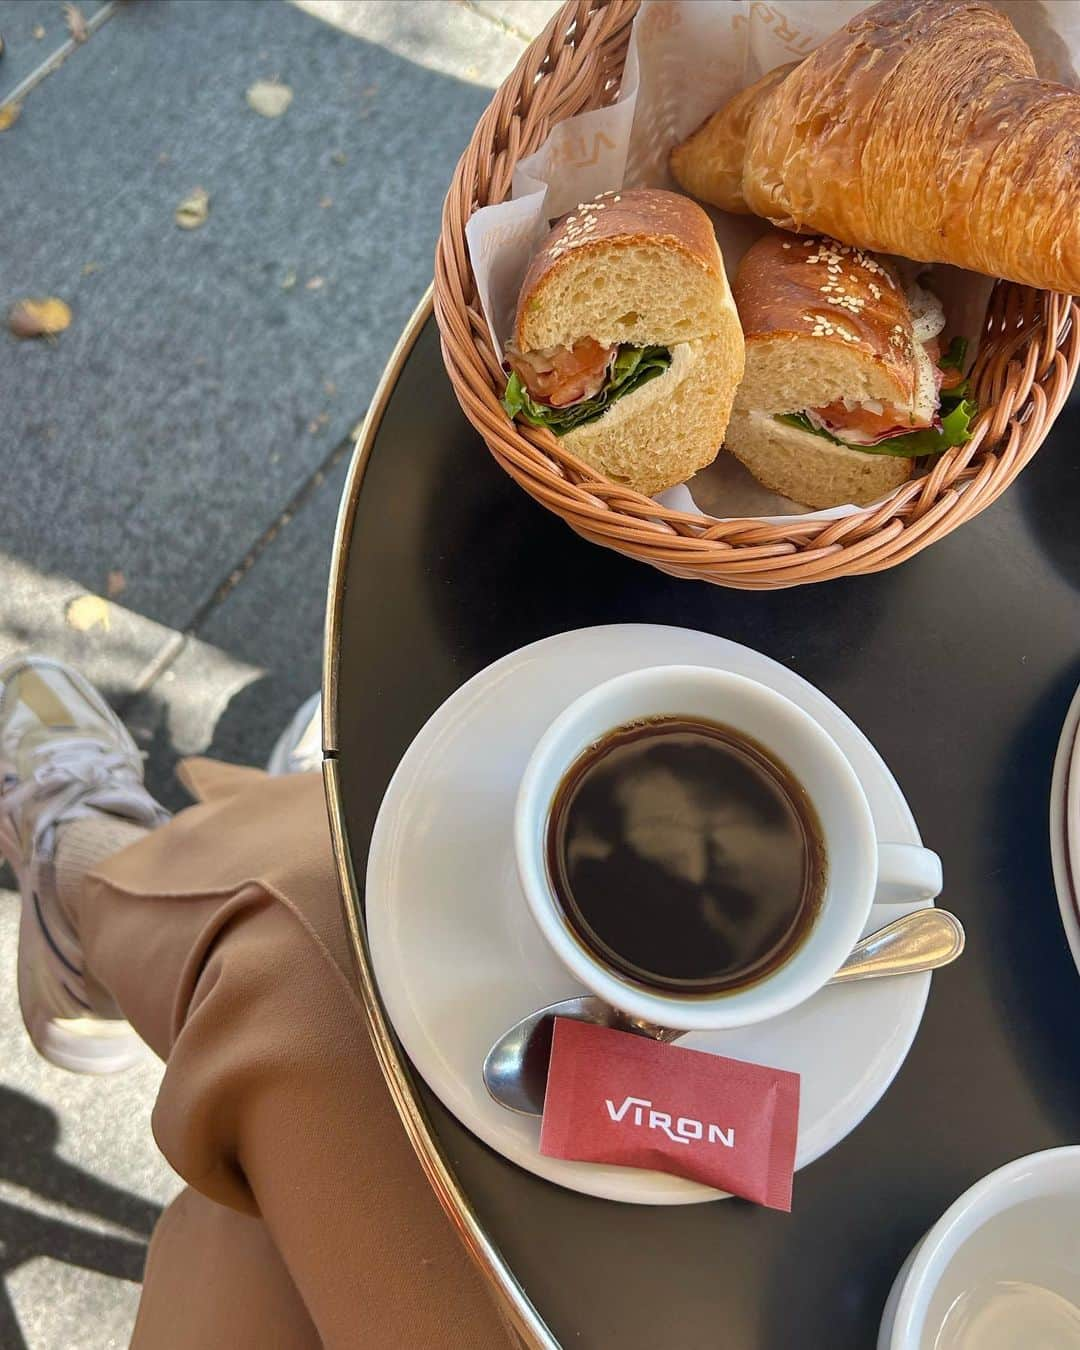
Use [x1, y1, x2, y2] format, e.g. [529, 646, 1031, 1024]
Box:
[939, 365, 965, 392]
[811, 399, 926, 441]
[507, 338, 616, 408]
[922, 335, 966, 391]
[809, 334, 967, 444]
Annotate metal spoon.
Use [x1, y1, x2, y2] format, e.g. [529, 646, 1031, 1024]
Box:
[483, 907, 965, 1116]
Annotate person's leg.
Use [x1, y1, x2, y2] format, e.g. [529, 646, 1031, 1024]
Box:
[1, 658, 516, 1349]
[75, 788, 516, 1349]
[132, 1188, 321, 1350]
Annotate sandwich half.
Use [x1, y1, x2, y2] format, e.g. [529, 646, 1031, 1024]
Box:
[725, 231, 975, 510]
[502, 189, 744, 497]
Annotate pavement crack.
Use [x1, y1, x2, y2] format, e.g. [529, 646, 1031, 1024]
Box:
[459, 0, 535, 47]
[130, 631, 188, 697]
[0, 1, 119, 111]
[179, 423, 362, 638]
[113, 418, 363, 710]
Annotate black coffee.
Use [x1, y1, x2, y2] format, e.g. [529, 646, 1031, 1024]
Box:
[547, 717, 825, 994]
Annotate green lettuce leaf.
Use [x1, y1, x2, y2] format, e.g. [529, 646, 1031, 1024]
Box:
[775, 412, 844, 444]
[939, 336, 968, 372]
[870, 398, 977, 456]
[502, 345, 671, 436]
[777, 401, 976, 457]
[775, 337, 977, 457]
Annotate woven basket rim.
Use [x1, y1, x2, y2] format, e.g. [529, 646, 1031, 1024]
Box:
[433, 0, 1080, 587]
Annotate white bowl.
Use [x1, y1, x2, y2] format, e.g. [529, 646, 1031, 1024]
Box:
[879, 1147, 1080, 1349]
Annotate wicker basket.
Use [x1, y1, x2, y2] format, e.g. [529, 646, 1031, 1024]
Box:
[434, 0, 1079, 589]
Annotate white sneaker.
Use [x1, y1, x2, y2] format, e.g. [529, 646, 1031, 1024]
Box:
[266, 691, 321, 775]
[0, 655, 169, 1074]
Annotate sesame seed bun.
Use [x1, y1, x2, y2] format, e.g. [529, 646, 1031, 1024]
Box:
[510, 188, 745, 496]
[725, 228, 928, 508]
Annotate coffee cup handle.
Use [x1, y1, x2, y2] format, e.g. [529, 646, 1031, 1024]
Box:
[874, 843, 943, 905]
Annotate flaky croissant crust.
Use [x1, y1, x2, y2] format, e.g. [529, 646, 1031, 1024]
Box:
[670, 0, 1080, 294]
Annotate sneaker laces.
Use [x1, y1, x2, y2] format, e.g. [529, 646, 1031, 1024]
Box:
[2, 734, 152, 856]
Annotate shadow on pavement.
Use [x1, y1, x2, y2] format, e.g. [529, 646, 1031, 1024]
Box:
[0, 1085, 161, 1349]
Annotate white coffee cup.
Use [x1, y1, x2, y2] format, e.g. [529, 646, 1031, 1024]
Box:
[514, 665, 942, 1032]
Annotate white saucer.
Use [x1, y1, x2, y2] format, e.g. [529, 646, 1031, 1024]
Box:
[367, 625, 934, 1205]
[1050, 680, 1080, 975]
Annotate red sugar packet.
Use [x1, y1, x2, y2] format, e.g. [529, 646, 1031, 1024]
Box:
[539, 1018, 800, 1210]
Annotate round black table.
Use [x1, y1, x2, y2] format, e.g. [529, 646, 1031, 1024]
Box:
[323, 290, 1080, 1350]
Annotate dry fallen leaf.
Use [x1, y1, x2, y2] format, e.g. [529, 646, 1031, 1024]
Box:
[246, 79, 293, 119]
[66, 594, 110, 633]
[9, 297, 72, 339]
[33, 24, 46, 39]
[305, 275, 324, 291]
[0, 103, 21, 131]
[106, 570, 126, 598]
[63, 2, 89, 43]
[175, 186, 210, 230]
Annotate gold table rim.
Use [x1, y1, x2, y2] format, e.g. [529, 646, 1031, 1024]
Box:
[321, 285, 559, 1350]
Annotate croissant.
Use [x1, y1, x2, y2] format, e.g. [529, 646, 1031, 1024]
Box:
[670, 0, 1080, 294]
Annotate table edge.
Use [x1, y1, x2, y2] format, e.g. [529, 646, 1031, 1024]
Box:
[321, 287, 560, 1350]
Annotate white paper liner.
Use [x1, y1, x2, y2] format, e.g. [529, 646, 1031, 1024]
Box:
[464, 0, 1078, 523]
